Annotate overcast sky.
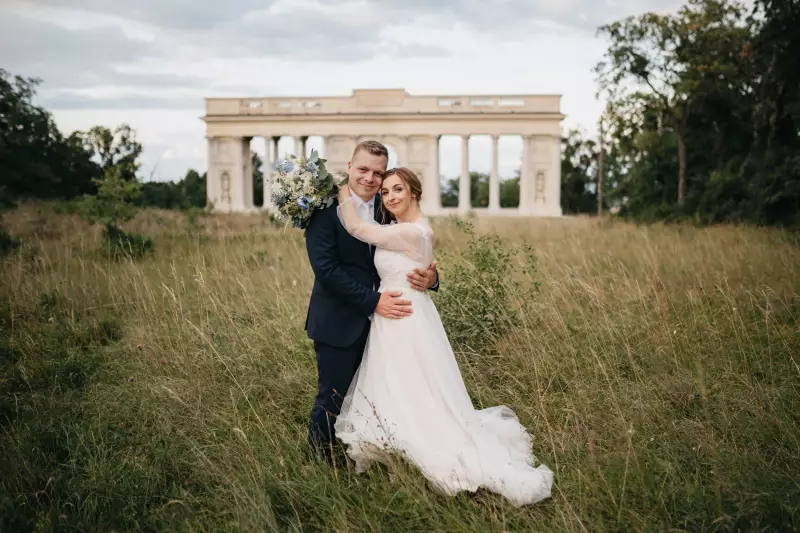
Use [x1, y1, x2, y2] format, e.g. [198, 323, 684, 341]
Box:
[1, 0, 685, 182]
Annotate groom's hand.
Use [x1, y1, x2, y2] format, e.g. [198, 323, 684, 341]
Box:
[407, 261, 438, 292]
[375, 291, 412, 319]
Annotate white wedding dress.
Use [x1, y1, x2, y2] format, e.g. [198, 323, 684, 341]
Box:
[333, 198, 553, 507]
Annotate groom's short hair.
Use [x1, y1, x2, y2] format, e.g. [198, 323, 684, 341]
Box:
[352, 140, 389, 163]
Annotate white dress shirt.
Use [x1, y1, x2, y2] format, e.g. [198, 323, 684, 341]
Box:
[350, 191, 375, 223]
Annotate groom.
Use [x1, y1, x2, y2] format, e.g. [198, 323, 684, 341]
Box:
[304, 140, 439, 462]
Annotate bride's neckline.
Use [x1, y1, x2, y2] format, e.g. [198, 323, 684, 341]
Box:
[392, 215, 427, 225]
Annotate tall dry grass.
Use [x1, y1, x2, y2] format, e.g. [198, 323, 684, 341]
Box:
[1, 203, 799, 532]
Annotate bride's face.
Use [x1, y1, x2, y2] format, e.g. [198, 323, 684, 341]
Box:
[381, 174, 412, 217]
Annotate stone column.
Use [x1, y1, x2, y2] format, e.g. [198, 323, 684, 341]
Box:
[549, 134, 563, 216]
[423, 136, 440, 215]
[242, 137, 254, 211]
[226, 136, 247, 212]
[262, 136, 277, 211]
[294, 136, 303, 157]
[300, 136, 308, 157]
[206, 137, 248, 213]
[518, 135, 532, 214]
[208, 137, 235, 213]
[397, 136, 409, 167]
[272, 136, 280, 163]
[206, 137, 218, 209]
[527, 135, 563, 217]
[489, 135, 500, 213]
[458, 135, 470, 214]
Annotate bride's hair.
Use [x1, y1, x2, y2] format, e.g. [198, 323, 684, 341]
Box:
[379, 167, 423, 223]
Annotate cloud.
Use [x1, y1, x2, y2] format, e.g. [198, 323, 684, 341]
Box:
[2, 0, 452, 104]
[2, 0, 688, 100]
[392, 43, 452, 58]
[20, 0, 270, 30]
[37, 92, 205, 110]
[5, 0, 689, 182]
[0, 11, 154, 87]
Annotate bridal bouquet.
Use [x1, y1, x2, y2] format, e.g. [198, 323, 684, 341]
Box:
[270, 149, 345, 229]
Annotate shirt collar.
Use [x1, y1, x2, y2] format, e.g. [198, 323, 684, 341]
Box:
[350, 191, 375, 210]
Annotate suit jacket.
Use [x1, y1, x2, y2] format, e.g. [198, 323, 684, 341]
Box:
[304, 196, 438, 347]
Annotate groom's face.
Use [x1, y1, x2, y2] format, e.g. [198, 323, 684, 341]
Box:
[347, 150, 388, 202]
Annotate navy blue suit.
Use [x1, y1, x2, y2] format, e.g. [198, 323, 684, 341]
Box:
[304, 198, 437, 459]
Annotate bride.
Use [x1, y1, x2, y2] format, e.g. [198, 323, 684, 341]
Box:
[333, 167, 553, 507]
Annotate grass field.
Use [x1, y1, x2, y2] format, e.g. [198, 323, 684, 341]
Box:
[1, 203, 799, 532]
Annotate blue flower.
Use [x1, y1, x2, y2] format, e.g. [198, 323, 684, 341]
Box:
[271, 192, 289, 207]
[305, 161, 318, 174]
[283, 161, 295, 173]
[297, 196, 312, 210]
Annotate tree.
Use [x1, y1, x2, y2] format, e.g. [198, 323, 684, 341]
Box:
[80, 166, 142, 228]
[595, 0, 799, 226]
[440, 171, 521, 210]
[138, 169, 207, 210]
[180, 169, 207, 208]
[500, 174, 520, 208]
[79, 166, 153, 257]
[440, 176, 457, 207]
[252, 152, 264, 207]
[75, 124, 143, 181]
[740, 0, 800, 226]
[438, 172, 492, 208]
[138, 181, 185, 209]
[560, 130, 602, 214]
[0, 69, 100, 200]
[595, 0, 748, 206]
[60, 132, 104, 197]
[470, 172, 489, 208]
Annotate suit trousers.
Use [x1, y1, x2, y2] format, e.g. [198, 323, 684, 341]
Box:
[307, 322, 371, 460]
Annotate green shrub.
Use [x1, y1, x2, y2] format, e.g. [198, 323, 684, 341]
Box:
[78, 166, 154, 259]
[434, 220, 539, 353]
[78, 167, 141, 228]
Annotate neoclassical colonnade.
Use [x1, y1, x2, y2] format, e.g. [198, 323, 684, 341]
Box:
[203, 89, 564, 217]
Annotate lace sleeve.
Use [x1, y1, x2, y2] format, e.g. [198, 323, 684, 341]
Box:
[337, 198, 432, 261]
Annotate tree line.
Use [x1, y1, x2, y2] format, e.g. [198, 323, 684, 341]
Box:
[0, 69, 206, 211]
[1, 0, 798, 226]
[594, 0, 799, 226]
